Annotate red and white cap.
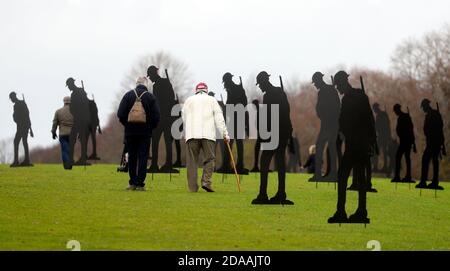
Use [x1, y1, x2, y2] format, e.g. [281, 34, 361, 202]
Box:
[195, 82, 208, 93]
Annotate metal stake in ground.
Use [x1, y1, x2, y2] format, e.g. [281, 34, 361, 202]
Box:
[225, 140, 241, 192]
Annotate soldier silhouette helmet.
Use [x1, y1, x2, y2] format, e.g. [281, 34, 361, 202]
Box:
[9, 91, 17, 101]
[256, 71, 270, 85]
[312, 72, 324, 84]
[393, 103, 401, 113]
[208, 91, 215, 97]
[147, 65, 159, 76]
[420, 98, 431, 109]
[222, 72, 233, 83]
[334, 71, 350, 85]
[66, 77, 75, 87]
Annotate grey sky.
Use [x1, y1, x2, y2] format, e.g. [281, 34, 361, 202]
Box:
[1, 0, 449, 148]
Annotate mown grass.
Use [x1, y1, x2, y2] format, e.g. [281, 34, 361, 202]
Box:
[0, 164, 449, 251]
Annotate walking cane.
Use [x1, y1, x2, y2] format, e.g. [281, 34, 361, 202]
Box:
[225, 140, 241, 193]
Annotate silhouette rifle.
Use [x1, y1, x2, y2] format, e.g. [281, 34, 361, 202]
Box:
[239, 76, 243, 86]
[22, 94, 34, 138]
[331, 76, 335, 86]
[436, 102, 447, 156]
[360, 76, 379, 155]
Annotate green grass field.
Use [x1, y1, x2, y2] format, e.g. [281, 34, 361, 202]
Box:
[0, 164, 449, 251]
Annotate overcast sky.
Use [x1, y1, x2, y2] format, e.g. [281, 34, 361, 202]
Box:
[1, 0, 449, 149]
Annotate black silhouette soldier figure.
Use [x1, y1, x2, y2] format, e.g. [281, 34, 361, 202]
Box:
[250, 99, 262, 172]
[310, 72, 340, 182]
[66, 78, 91, 166]
[251, 71, 294, 205]
[328, 71, 376, 224]
[173, 94, 184, 168]
[216, 72, 249, 175]
[147, 65, 178, 173]
[87, 95, 101, 160]
[372, 103, 392, 173]
[416, 99, 446, 190]
[207, 91, 227, 170]
[9, 92, 33, 167]
[391, 104, 416, 183]
[287, 134, 301, 173]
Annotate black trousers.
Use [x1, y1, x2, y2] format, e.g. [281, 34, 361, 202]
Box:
[336, 143, 368, 214]
[69, 121, 89, 164]
[126, 135, 151, 187]
[420, 144, 440, 182]
[394, 141, 412, 179]
[151, 123, 173, 167]
[13, 126, 29, 162]
[258, 137, 288, 196]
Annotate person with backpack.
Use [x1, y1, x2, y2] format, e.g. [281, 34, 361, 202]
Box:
[117, 77, 160, 191]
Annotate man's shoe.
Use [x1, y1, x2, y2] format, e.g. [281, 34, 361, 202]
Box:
[147, 165, 159, 173]
[328, 211, 348, 223]
[427, 182, 444, 190]
[159, 164, 179, 173]
[367, 187, 378, 193]
[251, 194, 270, 204]
[236, 167, 249, 175]
[201, 185, 215, 192]
[401, 176, 415, 183]
[135, 186, 146, 191]
[348, 211, 370, 224]
[250, 166, 260, 172]
[308, 175, 323, 182]
[126, 185, 137, 191]
[391, 176, 401, 183]
[416, 181, 428, 189]
[10, 161, 20, 167]
[269, 192, 294, 205]
[87, 154, 101, 160]
[347, 184, 359, 191]
[73, 160, 91, 166]
[172, 160, 183, 168]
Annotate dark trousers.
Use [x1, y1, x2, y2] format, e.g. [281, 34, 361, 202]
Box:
[59, 135, 70, 166]
[253, 138, 261, 169]
[127, 135, 151, 187]
[394, 141, 412, 179]
[421, 144, 440, 182]
[223, 139, 245, 169]
[336, 144, 368, 214]
[151, 124, 173, 168]
[259, 138, 288, 196]
[69, 122, 89, 163]
[13, 127, 29, 162]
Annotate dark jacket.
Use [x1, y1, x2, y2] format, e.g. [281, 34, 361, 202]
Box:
[396, 112, 415, 144]
[117, 85, 160, 137]
[152, 77, 175, 120]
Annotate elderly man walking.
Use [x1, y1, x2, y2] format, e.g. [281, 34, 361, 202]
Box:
[51, 96, 74, 169]
[182, 82, 230, 192]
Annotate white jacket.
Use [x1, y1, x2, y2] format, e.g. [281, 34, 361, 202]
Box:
[182, 92, 229, 141]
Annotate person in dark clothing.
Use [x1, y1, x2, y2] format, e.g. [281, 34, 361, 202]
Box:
[391, 104, 416, 183]
[302, 145, 316, 174]
[310, 72, 340, 182]
[217, 72, 249, 174]
[9, 91, 33, 167]
[372, 103, 392, 173]
[416, 99, 446, 190]
[147, 65, 178, 173]
[66, 77, 91, 166]
[87, 97, 102, 160]
[328, 71, 376, 224]
[251, 71, 294, 205]
[117, 77, 160, 190]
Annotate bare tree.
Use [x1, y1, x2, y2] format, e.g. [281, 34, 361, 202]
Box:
[119, 51, 193, 103]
